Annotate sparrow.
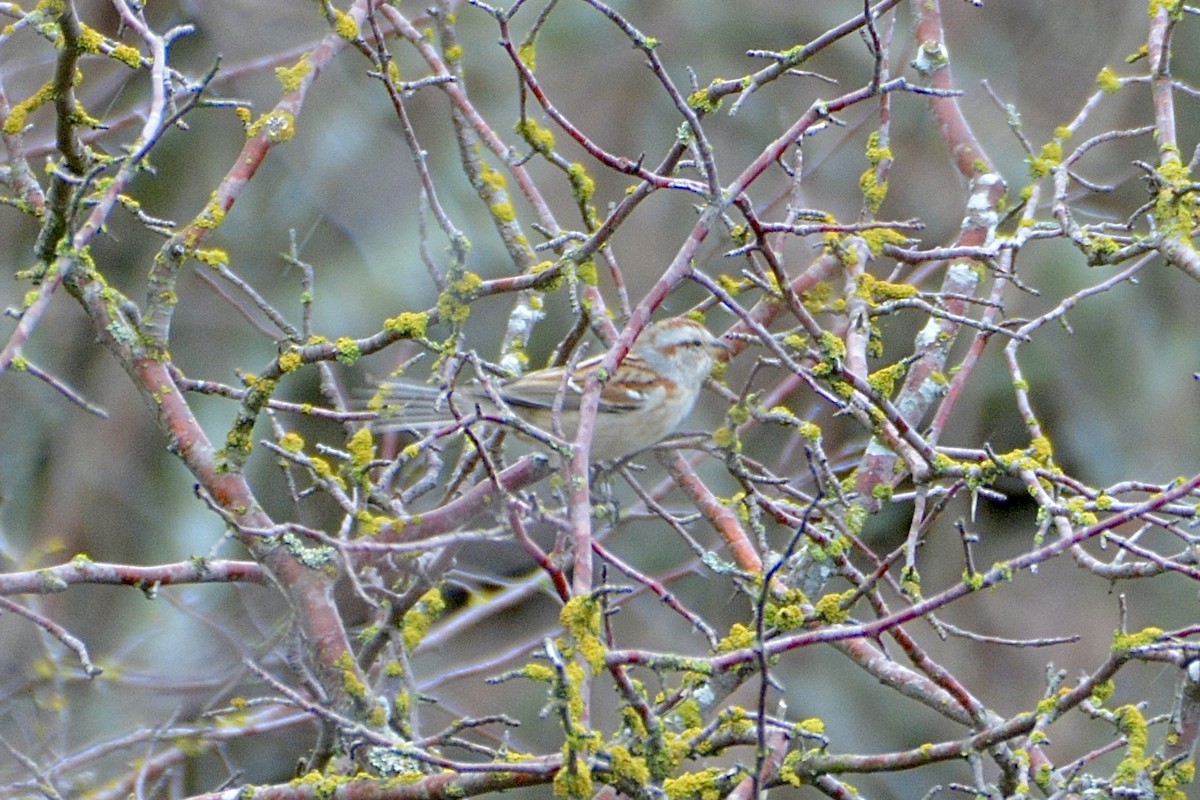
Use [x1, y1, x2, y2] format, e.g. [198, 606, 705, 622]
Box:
[375, 316, 729, 460]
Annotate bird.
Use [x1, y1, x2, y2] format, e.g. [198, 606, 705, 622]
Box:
[374, 316, 729, 461]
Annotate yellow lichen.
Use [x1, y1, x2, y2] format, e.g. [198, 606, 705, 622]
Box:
[490, 201, 516, 223]
[717, 622, 755, 652]
[277, 350, 302, 373]
[523, 663, 555, 682]
[383, 311, 428, 338]
[575, 258, 598, 285]
[516, 117, 556, 155]
[518, 41, 537, 70]
[274, 56, 312, 93]
[436, 270, 482, 325]
[341, 667, 368, 701]
[333, 8, 359, 40]
[1090, 679, 1115, 704]
[246, 111, 295, 143]
[279, 431, 305, 453]
[1112, 704, 1150, 786]
[686, 80, 724, 114]
[110, 43, 142, 68]
[962, 570, 985, 591]
[606, 744, 649, 784]
[663, 767, 727, 800]
[480, 162, 508, 191]
[813, 589, 855, 623]
[867, 362, 905, 397]
[711, 426, 737, 450]
[1028, 141, 1062, 179]
[355, 510, 393, 537]
[334, 336, 361, 365]
[1097, 65, 1121, 93]
[193, 248, 228, 268]
[1111, 626, 1164, 652]
[567, 162, 596, 204]
[559, 595, 606, 672]
[859, 168, 888, 215]
[765, 602, 804, 631]
[401, 587, 446, 650]
[716, 273, 746, 295]
[3, 80, 57, 135]
[553, 752, 593, 799]
[1029, 434, 1053, 463]
[797, 717, 825, 735]
[78, 24, 105, 54]
[858, 273, 918, 301]
[527, 260, 563, 292]
[345, 427, 375, 477]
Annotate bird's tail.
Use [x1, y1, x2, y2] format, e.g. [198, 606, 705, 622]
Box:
[371, 381, 475, 430]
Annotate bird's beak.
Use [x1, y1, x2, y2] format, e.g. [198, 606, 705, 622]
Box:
[711, 337, 733, 362]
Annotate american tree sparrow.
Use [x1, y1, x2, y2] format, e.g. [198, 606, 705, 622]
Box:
[376, 316, 729, 461]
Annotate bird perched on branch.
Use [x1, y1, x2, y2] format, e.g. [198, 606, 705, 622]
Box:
[374, 316, 729, 461]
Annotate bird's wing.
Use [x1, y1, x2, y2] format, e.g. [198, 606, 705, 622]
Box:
[497, 356, 651, 414]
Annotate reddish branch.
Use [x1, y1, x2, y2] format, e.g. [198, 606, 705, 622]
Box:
[0, 558, 263, 595]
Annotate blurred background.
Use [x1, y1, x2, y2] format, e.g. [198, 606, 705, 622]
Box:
[1, 1, 1198, 797]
